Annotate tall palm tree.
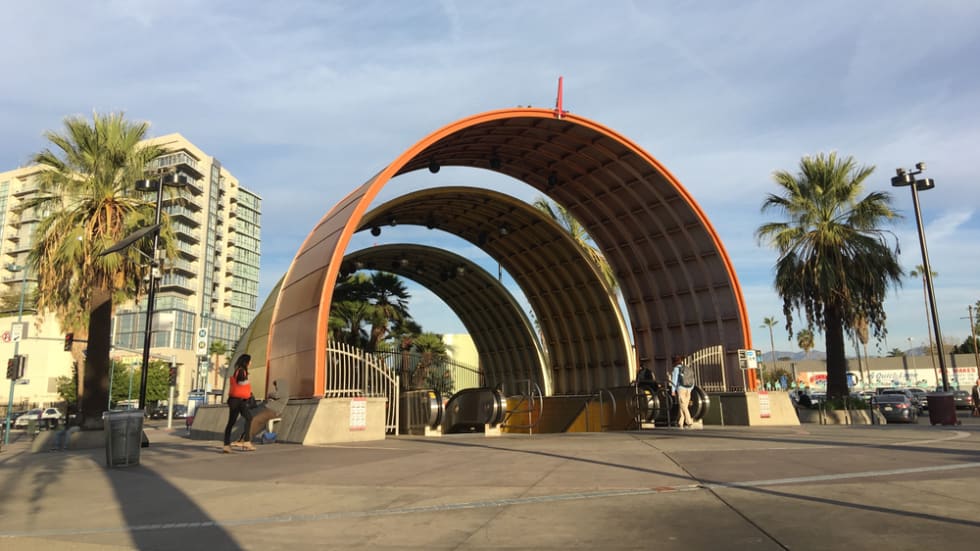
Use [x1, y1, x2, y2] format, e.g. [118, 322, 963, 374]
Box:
[909, 265, 939, 382]
[209, 340, 228, 389]
[761, 316, 778, 380]
[797, 328, 815, 360]
[756, 152, 903, 399]
[366, 271, 410, 351]
[24, 112, 168, 426]
[533, 196, 617, 291]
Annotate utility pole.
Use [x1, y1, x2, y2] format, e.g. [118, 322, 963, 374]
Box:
[966, 305, 979, 379]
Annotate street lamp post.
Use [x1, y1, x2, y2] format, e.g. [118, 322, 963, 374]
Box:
[891, 163, 949, 391]
[134, 172, 187, 411]
[101, 170, 188, 414]
[2, 263, 28, 445]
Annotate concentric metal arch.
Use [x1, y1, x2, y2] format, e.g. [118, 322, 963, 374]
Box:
[359, 187, 633, 395]
[268, 108, 751, 398]
[342, 244, 549, 394]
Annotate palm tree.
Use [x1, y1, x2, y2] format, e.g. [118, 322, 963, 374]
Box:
[761, 316, 778, 380]
[797, 328, 815, 359]
[24, 112, 167, 427]
[853, 316, 871, 388]
[533, 196, 617, 291]
[411, 332, 450, 390]
[756, 152, 903, 399]
[209, 340, 228, 389]
[909, 265, 940, 382]
[366, 271, 410, 351]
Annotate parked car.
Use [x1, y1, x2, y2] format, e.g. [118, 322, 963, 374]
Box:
[13, 408, 63, 429]
[879, 389, 923, 411]
[149, 404, 188, 419]
[951, 390, 973, 410]
[907, 388, 929, 410]
[874, 394, 919, 423]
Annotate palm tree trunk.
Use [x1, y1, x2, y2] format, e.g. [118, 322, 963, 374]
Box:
[824, 305, 849, 399]
[862, 341, 871, 388]
[920, 277, 939, 383]
[768, 328, 777, 385]
[80, 286, 112, 428]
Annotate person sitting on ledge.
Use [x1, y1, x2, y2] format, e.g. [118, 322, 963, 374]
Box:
[247, 378, 289, 443]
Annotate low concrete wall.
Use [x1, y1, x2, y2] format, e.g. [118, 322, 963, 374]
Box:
[798, 408, 885, 425]
[190, 397, 387, 445]
[302, 398, 386, 445]
[704, 391, 800, 426]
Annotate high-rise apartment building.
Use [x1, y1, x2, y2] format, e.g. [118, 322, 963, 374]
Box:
[0, 133, 261, 410]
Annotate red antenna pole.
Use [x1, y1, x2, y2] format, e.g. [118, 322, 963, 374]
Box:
[554, 76, 565, 119]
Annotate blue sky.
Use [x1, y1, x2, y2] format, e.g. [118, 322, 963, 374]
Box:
[2, 1, 978, 356]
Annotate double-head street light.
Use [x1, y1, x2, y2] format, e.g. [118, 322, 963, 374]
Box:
[103, 171, 188, 412]
[2, 263, 28, 445]
[134, 172, 187, 411]
[891, 162, 949, 391]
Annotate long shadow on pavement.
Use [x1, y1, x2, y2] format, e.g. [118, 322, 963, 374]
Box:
[409, 434, 980, 531]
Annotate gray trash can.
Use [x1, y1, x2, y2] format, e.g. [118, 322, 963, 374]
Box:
[103, 410, 144, 467]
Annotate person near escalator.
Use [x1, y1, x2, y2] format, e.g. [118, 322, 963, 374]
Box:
[670, 354, 694, 428]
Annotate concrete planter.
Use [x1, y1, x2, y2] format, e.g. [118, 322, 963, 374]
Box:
[797, 408, 879, 425]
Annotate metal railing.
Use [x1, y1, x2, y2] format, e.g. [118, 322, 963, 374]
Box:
[373, 349, 484, 397]
[500, 379, 544, 435]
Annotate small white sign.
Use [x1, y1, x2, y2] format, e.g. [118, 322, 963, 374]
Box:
[758, 390, 771, 419]
[349, 397, 367, 431]
[10, 322, 26, 342]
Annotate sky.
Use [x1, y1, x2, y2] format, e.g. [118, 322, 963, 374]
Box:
[2, 1, 979, 358]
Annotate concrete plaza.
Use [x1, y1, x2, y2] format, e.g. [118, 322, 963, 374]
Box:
[1, 418, 978, 550]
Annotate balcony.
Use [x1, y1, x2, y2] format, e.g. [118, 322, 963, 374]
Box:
[176, 242, 200, 260]
[148, 151, 204, 179]
[158, 274, 195, 295]
[169, 259, 197, 275]
[167, 206, 202, 226]
[12, 183, 39, 197]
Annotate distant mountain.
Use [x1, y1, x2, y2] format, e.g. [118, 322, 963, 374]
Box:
[760, 350, 826, 362]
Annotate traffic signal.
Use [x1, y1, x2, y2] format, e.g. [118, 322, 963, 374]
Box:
[5, 355, 25, 380]
[168, 365, 178, 386]
[64, 333, 74, 352]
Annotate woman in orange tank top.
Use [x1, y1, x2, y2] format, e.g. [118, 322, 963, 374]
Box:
[223, 354, 256, 452]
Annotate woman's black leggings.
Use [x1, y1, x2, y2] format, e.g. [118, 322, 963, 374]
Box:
[224, 397, 254, 445]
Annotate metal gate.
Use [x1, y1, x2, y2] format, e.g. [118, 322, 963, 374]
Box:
[686, 345, 727, 392]
[325, 340, 400, 434]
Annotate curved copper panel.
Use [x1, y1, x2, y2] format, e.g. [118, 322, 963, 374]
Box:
[268, 108, 750, 397]
[359, 187, 633, 394]
[342, 244, 548, 394]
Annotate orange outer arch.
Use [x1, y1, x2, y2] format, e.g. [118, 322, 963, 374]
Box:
[268, 107, 752, 397]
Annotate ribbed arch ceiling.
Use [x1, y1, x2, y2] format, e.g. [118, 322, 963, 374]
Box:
[359, 187, 633, 394]
[267, 108, 750, 398]
[341, 244, 548, 394]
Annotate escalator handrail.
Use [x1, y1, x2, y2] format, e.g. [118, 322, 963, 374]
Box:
[597, 388, 616, 431]
[501, 379, 544, 433]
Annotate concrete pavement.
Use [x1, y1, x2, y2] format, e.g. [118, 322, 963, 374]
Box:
[1, 418, 979, 550]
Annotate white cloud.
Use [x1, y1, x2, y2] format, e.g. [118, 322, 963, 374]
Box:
[2, 1, 979, 353]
